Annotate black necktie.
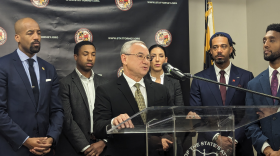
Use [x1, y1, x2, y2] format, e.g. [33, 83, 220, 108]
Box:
[27, 59, 39, 108]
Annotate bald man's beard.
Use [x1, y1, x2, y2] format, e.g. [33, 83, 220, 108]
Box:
[30, 41, 40, 54]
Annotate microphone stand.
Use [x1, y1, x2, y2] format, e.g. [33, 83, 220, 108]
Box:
[165, 73, 280, 101]
[186, 73, 280, 101]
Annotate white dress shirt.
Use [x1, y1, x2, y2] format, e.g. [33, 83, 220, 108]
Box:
[111, 73, 148, 127]
[261, 65, 280, 153]
[150, 72, 165, 85]
[75, 68, 95, 152]
[213, 62, 232, 90]
[212, 62, 232, 141]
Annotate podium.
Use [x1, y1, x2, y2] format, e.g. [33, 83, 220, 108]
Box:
[107, 106, 280, 156]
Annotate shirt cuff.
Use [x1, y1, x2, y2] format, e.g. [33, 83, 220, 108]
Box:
[277, 107, 280, 112]
[81, 145, 90, 152]
[111, 118, 115, 127]
[212, 133, 220, 142]
[261, 141, 270, 153]
[20, 136, 29, 149]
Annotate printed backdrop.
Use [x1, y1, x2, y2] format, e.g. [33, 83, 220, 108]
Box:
[0, 0, 190, 104]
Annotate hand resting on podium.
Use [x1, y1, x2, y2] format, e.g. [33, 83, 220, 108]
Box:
[113, 113, 135, 129]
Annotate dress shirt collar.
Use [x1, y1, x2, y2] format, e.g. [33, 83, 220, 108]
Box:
[214, 62, 232, 76]
[123, 73, 145, 89]
[17, 48, 38, 63]
[268, 65, 280, 78]
[149, 72, 164, 80]
[75, 68, 94, 80]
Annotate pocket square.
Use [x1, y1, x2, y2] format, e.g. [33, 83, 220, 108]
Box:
[46, 79, 51, 82]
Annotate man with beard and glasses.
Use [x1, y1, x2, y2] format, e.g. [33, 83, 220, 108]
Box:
[189, 32, 254, 156]
[56, 41, 108, 156]
[0, 17, 64, 156]
[245, 23, 280, 156]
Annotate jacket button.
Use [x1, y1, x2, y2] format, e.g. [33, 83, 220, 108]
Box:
[273, 117, 277, 120]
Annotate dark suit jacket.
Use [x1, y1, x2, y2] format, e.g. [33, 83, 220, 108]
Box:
[0, 50, 64, 156]
[93, 75, 173, 156]
[145, 73, 184, 106]
[245, 69, 280, 156]
[56, 71, 108, 156]
[190, 64, 254, 156]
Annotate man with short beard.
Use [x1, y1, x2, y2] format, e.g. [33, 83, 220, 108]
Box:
[189, 32, 254, 156]
[0, 17, 64, 156]
[245, 24, 280, 156]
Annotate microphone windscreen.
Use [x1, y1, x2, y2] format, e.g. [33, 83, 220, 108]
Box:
[162, 63, 172, 73]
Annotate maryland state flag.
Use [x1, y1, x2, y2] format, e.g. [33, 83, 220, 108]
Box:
[204, 0, 215, 69]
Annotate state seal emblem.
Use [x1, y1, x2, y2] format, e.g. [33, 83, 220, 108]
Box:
[30, 0, 49, 8]
[117, 66, 124, 77]
[115, 0, 133, 11]
[75, 28, 93, 43]
[0, 27, 7, 46]
[155, 29, 172, 47]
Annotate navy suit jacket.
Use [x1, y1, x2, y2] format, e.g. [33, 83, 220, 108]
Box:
[0, 51, 64, 156]
[245, 69, 280, 156]
[190, 64, 254, 155]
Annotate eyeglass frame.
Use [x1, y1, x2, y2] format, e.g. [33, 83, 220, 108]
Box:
[124, 52, 153, 61]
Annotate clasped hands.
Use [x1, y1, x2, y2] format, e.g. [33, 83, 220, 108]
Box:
[84, 140, 106, 156]
[257, 108, 278, 119]
[186, 111, 201, 119]
[23, 137, 53, 155]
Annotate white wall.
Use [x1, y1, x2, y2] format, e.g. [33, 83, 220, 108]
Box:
[247, 0, 280, 76]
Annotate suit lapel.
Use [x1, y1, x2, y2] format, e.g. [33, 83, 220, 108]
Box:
[145, 79, 155, 107]
[72, 71, 90, 111]
[205, 66, 223, 106]
[12, 51, 37, 109]
[117, 75, 139, 113]
[259, 69, 274, 105]
[93, 74, 99, 90]
[225, 65, 241, 105]
[37, 58, 46, 111]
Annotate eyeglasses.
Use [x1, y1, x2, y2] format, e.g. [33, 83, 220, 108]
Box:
[125, 53, 153, 61]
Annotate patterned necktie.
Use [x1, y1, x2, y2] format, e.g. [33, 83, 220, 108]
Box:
[219, 70, 226, 105]
[27, 58, 39, 108]
[271, 70, 278, 103]
[134, 83, 146, 123]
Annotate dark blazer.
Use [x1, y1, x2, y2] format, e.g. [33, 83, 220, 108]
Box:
[56, 71, 108, 156]
[145, 73, 184, 106]
[245, 69, 280, 156]
[190, 64, 254, 156]
[93, 75, 173, 156]
[0, 50, 64, 156]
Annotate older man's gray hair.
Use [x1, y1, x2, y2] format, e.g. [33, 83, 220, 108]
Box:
[120, 40, 146, 57]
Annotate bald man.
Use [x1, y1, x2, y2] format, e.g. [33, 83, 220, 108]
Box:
[0, 17, 64, 156]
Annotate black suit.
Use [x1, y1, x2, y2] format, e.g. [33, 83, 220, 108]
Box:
[93, 75, 173, 156]
[145, 74, 184, 106]
[55, 70, 108, 156]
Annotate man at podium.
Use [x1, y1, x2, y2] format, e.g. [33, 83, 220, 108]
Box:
[93, 40, 173, 156]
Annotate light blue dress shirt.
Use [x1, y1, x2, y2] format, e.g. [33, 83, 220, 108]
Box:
[17, 48, 40, 90]
[17, 48, 41, 147]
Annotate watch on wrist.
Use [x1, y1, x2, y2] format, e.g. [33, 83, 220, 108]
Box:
[213, 134, 220, 143]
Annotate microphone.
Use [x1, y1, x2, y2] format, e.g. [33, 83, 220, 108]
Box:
[162, 63, 188, 81]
